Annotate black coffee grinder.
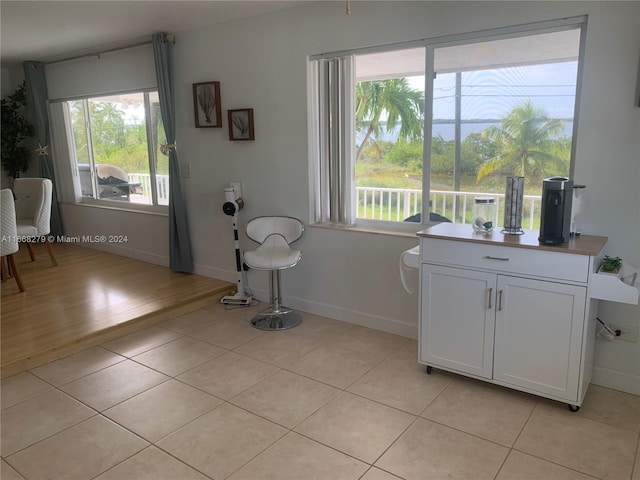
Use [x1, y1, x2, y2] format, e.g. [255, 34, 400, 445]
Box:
[539, 176, 573, 245]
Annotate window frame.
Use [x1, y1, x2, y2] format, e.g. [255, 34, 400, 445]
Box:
[309, 16, 587, 232]
[62, 87, 168, 214]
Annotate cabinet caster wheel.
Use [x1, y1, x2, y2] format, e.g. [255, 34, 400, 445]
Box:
[568, 404, 580, 412]
[426, 366, 433, 374]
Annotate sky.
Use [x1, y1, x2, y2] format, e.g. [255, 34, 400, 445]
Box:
[408, 61, 578, 120]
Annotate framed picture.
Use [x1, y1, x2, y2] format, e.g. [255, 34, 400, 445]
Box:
[228, 108, 255, 141]
[193, 81, 222, 128]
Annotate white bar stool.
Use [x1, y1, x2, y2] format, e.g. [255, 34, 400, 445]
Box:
[243, 216, 304, 330]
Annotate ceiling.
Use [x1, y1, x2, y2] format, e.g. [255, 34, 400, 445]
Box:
[0, 1, 307, 69]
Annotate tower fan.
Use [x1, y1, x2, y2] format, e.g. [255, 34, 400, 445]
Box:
[220, 184, 252, 306]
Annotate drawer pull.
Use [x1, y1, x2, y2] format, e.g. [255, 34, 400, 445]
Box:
[498, 290, 503, 311]
[484, 255, 510, 261]
[487, 288, 493, 309]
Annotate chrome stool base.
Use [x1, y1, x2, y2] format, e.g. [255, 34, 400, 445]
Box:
[251, 308, 302, 331]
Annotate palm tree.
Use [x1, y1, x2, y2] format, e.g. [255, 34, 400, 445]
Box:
[90, 102, 125, 147]
[69, 101, 90, 164]
[476, 101, 567, 182]
[356, 79, 424, 162]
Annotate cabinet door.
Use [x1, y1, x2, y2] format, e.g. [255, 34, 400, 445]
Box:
[493, 276, 586, 401]
[420, 264, 495, 379]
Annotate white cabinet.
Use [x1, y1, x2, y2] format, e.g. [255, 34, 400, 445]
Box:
[493, 276, 585, 400]
[418, 224, 607, 409]
[421, 265, 495, 379]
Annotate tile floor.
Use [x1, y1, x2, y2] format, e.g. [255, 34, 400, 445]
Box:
[1, 300, 639, 480]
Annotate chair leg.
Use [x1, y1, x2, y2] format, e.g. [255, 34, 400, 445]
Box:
[7, 254, 25, 292]
[250, 269, 302, 331]
[1, 256, 9, 282]
[26, 242, 36, 261]
[270, 270, 282, 312]
[44, 236, 58, 266]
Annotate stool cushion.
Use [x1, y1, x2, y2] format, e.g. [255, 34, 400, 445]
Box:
[244, 234, 301, 270]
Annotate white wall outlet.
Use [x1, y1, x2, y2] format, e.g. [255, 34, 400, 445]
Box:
[230, 182, 242, 197]
[181, 163, 191, 178]
[610, 324, 639, 342]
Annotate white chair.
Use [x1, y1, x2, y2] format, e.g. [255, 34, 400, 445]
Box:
[244, 216, 304, 330]
[14, 178, 57, 266]
[1, 189, 26, 292]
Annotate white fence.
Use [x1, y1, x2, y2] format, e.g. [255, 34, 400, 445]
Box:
[357, 186, 542, 229]
[125, 177, 541, 228]
[127, 173, 170, 205]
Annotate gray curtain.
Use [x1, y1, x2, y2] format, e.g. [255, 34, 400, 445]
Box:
[152, 33, 193, 273]
[23, 61, 64, 236]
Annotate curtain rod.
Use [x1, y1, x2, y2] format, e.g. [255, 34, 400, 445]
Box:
[44, 38, 154, 66]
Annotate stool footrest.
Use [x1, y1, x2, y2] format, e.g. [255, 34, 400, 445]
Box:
[251, 309, 302, 331]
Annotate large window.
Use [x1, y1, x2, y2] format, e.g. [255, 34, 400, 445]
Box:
[67, 90, 168, 207]
[310, 18, 585, 230]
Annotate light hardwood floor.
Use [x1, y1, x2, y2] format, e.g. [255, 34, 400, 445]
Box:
[1, 242, 232, 375]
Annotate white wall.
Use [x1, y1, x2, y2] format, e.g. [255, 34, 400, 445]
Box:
[59, 1, 640, 393]
[573, 3, 640, 393]
[60, 203, 169, 265]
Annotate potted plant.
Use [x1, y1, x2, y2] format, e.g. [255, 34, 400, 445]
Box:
[598, 255, 623, 276]
[1, 82, 34, 180]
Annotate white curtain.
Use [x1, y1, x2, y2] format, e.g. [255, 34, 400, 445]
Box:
[45, 44, 156, 101]
[312, 55, 355, 225]
[48, 102, 82, 203]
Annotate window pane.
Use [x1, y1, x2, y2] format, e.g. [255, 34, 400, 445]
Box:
[88, 92, 151, 204]
[355, 48, 425, 222]
[429, 28, 580, 229]
[68, 100, 93, 197]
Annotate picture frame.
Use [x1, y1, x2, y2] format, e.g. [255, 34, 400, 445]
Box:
[193, 81, 222, 128]
[228, 108, 255, 141]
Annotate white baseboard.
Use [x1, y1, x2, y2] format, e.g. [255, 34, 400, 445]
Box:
[82, 243, 169, 267]
[250, 288, 418, 339]
[591, 365, 640, 395]
[193, 263, 237, 283]
[82, 249, 237, 282]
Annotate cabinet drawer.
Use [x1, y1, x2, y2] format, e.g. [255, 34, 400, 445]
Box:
[421, 238, 589, 283]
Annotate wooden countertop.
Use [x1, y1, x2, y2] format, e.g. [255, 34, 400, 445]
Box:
[417, 223, 607, 256]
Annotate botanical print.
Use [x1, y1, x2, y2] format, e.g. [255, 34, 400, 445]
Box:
[193, 82, 221, 128]
[228, 109, 254, 141]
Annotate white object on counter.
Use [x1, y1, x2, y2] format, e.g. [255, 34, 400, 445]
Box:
[590, 261, 639, 305]
[399, 245, 420, 294]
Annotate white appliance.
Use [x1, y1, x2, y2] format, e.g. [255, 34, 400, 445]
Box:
[399, 245, 420, 294]
[220, 183, 252, 306]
